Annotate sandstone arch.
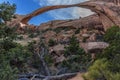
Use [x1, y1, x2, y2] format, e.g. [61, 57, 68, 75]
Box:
[21, 0, 120, 30]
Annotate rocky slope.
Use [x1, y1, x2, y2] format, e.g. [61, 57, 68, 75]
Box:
[6, 6, 109, 63]
[9, 13, 108, 63]
[6, 1, 120, 79]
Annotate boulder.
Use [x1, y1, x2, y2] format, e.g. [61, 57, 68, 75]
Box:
[80, 42, 109, 53]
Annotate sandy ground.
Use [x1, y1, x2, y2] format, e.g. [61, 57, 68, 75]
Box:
[69, 73, 84, 80]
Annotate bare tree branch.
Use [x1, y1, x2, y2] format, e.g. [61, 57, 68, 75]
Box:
[39, 47, 51, 76]
[43, 72, 77, 80]
[56, 68, 67, 75]
[18, 73, 45, 78]
[18, 72, 77, 80]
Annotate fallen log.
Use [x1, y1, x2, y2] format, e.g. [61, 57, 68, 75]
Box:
[42, 73, 77, 80]
[18, 73, 45, 79]
[18, 72, 77, 80]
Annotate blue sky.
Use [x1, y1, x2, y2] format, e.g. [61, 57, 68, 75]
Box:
[0, 0, 93, 25]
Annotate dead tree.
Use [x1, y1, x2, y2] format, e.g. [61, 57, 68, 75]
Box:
[38, 46, 51, 76]
[18, 72, 77, 80]
[18, 34, 78, 80]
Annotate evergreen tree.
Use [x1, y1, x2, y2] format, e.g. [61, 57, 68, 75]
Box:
[0, 2, 16, 23]
[0, 2, 32, 80]
[84, 26, 120, 80]
[61, 35, 91, 72]
[64, 35, 84, 57]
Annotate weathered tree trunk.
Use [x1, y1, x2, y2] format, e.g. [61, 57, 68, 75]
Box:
[39, 47, 51, 76]
[18, 72, 77, 80]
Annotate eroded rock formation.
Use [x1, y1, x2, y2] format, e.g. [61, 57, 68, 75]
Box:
[38, 14, 102, 30]
[80, 42, 109, 53]
[20, 0, 120, 31]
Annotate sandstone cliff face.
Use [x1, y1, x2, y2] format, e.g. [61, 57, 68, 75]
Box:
[8, 0, 120, 32]
[19, 0, 120, 31]
[38, 14, 102, 31]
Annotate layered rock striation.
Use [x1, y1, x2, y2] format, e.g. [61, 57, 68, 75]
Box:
[19, 0, 120, 31]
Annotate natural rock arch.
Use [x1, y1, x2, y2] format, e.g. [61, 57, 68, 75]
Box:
[21, 0, 120, 30]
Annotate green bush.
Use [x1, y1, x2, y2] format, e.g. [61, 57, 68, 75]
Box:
[0, 63, 18, 80]
[83, 58, 120, 80]
[102, 41, 120, 72]
[75, 28, 80, 34]
[8, 45, 32, 63]
[0, 42, 32, 79]
[42, 28, 53, 33]
[84, 26, 120, 80]
[0, 26, 17, 39]
[0, 42, 32, 68]
[0, 39, 17, 51]
[53, 27, 71, 33]
[64, 35, 85, 57]
[102, 27, 120, 72]
[61, 35, 91, 72]
[83, 59, 110, 80]
[109, 73, 120, 80]
[82, 37, 87, 42]
[104, 26, 120, 43]
[48, 39, 56, 46]
[0, 2, 16, 22]
[17, 35, 24, 40]
[0, 2, 32, 80]
[28, 33, 37, 38]
[27, 40, 37, 52]
[44, 54, 54, 66]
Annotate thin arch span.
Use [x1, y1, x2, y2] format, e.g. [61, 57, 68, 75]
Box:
[20, 0, 120, 30]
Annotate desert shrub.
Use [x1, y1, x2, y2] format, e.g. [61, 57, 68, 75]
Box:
[84, 26, 120, 80]
[0, 42, 32, 69]
[102, 26, 120, 73]
[28, 33, 34, 38]
[61, 54, 91, 72]
[0, 39, 17, 51]
[104, 26, 120, 43]
[96, 35, 104, 41]
[53, 28, 62, 33]
[0, 42, 32, 79]
[83, 58, 120, 80]
[48, 39, 56, 46]
[53, 27, 71, 33]
[0, 2, 31, 80]
[61, 35, 91, 72]
[75, 28, 80, 34]
[44, 54, 54, 66]
[28, 33, 37, 38]
[83, 59, 110, 80]
[102, 41, 120, 73]
[0, 26, 17, 39]
[109, 73, 120, 80]
[27, 40, 37, 53]
[0, 2, 16, 22]
[8, 45, 32, 63]
[62, 27, 71, 31]
[17, 35, 24, 40]
[64, 35, 84, 57]
[0, 62, 18, 80]
[42, 28, 53, 33]
[82, 37, 87, 42]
